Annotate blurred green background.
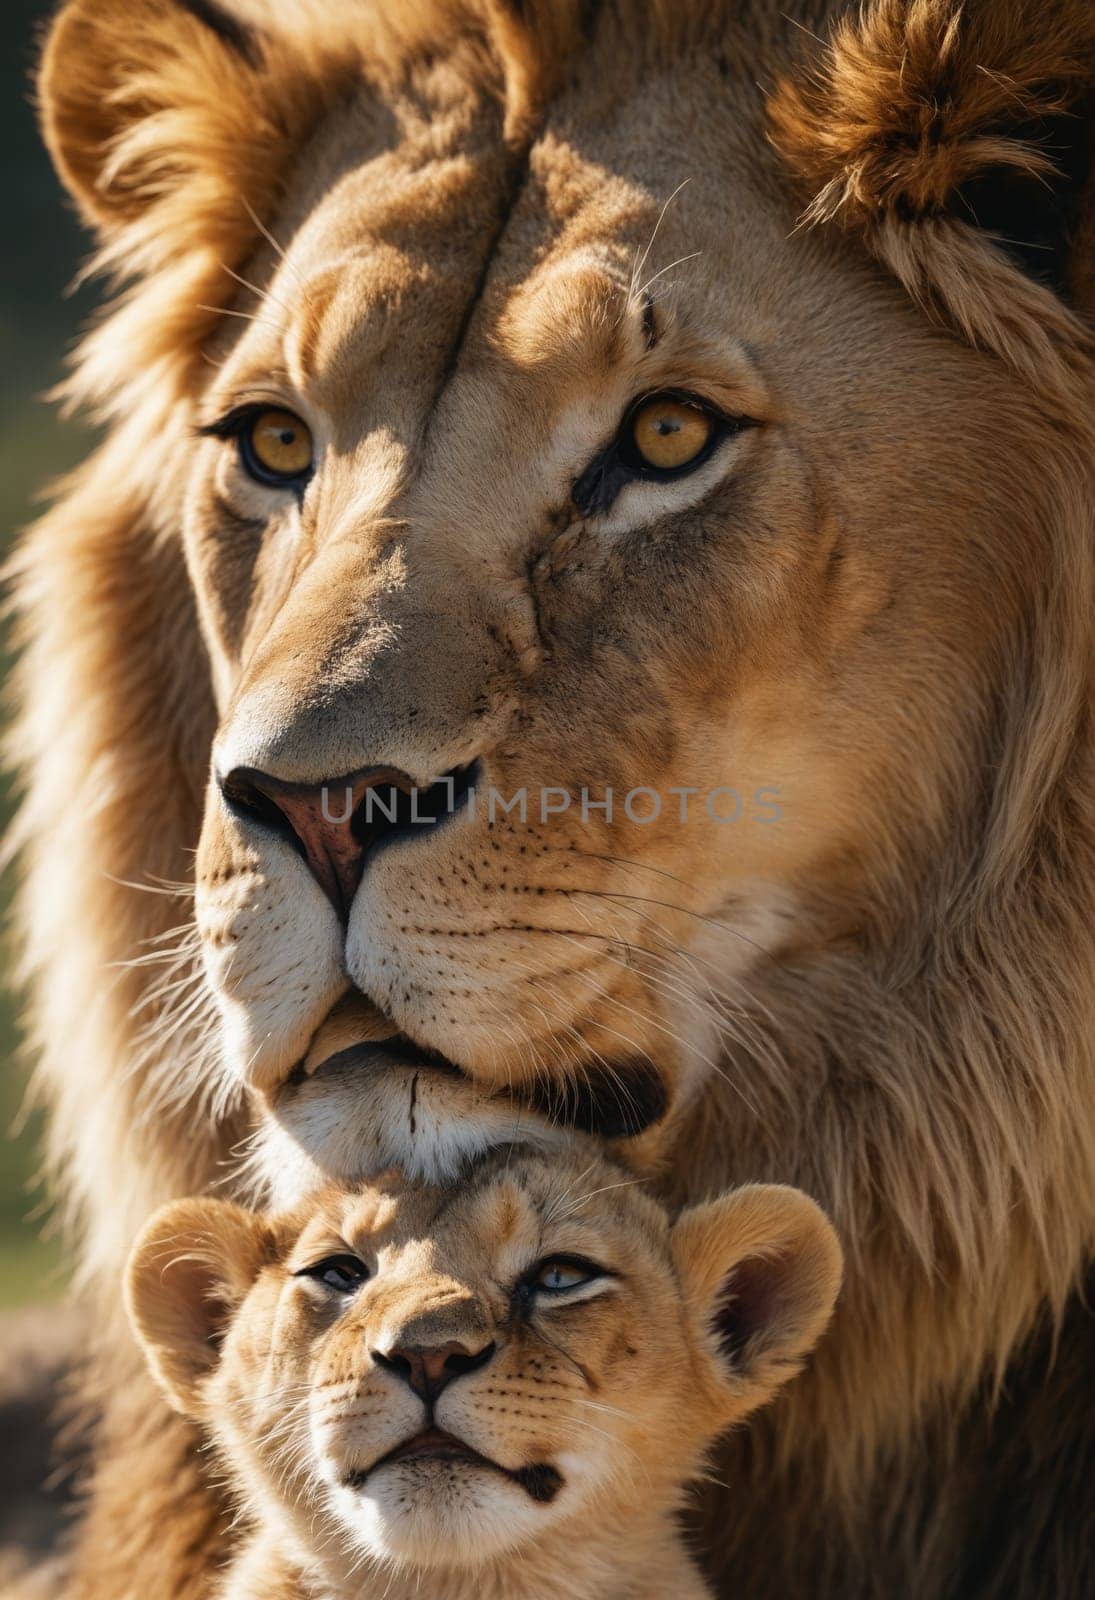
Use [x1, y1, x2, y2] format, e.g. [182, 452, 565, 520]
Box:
[1, 0, 99, 1309]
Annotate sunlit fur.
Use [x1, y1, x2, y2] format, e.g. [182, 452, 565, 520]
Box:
[14, 1, 1095, 1596]
[124, 1148, 841, 1600]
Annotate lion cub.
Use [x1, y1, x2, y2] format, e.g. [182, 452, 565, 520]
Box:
[126, 1143, 841, 1600]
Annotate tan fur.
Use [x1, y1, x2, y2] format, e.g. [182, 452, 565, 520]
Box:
[16, 1, 1095, 1596]
[125, 1152, 841, 1600]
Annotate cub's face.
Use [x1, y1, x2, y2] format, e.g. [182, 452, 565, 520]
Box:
[263, 1155, 682, 1565]
[126, 1155, 842, 1573]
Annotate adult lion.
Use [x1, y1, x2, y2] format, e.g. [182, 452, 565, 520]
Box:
[13, 0, 1095, 1595]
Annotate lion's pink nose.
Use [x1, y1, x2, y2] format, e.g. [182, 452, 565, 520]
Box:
[219, 766, 407, 918]
[219, 761, 479, 919]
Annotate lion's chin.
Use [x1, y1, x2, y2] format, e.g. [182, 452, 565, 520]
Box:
[333, 1453, 556, 1568]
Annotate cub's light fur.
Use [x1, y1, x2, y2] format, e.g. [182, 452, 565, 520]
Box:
[15, 0, 1095, 1596]
[126, 1147, 842, 1600]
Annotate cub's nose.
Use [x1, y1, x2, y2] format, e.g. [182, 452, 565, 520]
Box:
[375, 1338, 497, 1402]
[219, 761, 478, 919]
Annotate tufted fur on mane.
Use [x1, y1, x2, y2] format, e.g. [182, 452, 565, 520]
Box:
[39, 0, 358, 422]
[769, 0, 1095, 391]
[38, 0, 585, 425]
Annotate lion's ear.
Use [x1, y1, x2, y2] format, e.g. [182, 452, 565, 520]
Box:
[124, 1197, 275, 1417]
[769, 0, 1095, 386]
[671, 1185, 842, 1417]
[38, 0, 356, 239]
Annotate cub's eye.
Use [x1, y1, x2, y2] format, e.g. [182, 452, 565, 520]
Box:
[241, 408, 314, 486]
[530, 1257, 603, 1294]
[297, 1254, 369, 1294]
[623, 394, 715, 473]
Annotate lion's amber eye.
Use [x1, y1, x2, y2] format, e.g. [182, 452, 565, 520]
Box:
[242, 408, 313, 485]
[627, 396, 714, 472]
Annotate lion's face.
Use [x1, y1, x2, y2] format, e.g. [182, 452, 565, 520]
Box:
[125, 1152, 841, 1576]
[189, 54, 1043, 1116]
[36, 0, 1090, 1138]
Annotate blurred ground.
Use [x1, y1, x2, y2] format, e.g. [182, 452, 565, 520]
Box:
[0, 1303, 83, 1580]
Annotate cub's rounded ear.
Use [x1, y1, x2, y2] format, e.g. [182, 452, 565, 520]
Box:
[671, 1185, 842, 1416]
[769, 0, 1095, 386]
[124, 1197, 274, 1417]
